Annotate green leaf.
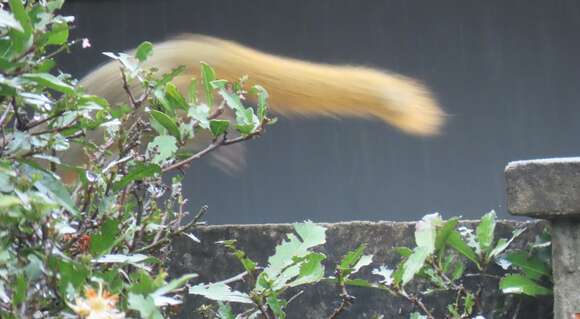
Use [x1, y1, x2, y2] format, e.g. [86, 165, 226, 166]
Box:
[187, 78, 198, 104]
[488, 227, 526, 259]
[0, 9, 23, 32]
[188, 104, 210, 129]
[266, 295, 287, 319]
[477, 210, 497, 254]
[150, 110, 181, 140]
[165, 82, 188, 110]
[339, 244, 366, 271]
[152, 273, 198, 299]
[147, 135, 177, 165]
[8, 0, 32, 36]
[409, 312, 427, 319]
[343, 278, 375, 288]
[401, 247, 430, 286]
[22, 73, 75, 95]
[158, 65, 186, 86]
[217, 302, 235, 319]
[415, 213, 442, 254]
[25, 164, 80, 215]
[263, 222, 326, 281]
[0, 195, 19, 208]
[294, 221, 326, 248]
[451, 261, 465, 281]
[213, 81, 245, 112]
[89, 219, 119, 256]
[13, 273, 26, 305]
[235, 107, 259, 135]
[252, 85, 269, 120]
[128, 293, 163, 319]
[499, 274, 552, 296]
[134, 41, 153, 62]
[505, 250, 551, 280]
[200, 62, 215, 107]
[189, 282, 253, 304]
[112, 163, 161, 192]
[44, 22, 69, 45]
[287, 253, 326, 287]
[447, 231, 480, 268]
[435, 218, 459, 252]
[393, 247, 413, 257]
[209, 119, 230, 137]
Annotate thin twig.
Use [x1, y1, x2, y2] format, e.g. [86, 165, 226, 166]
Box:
[135, 205, 208, 253]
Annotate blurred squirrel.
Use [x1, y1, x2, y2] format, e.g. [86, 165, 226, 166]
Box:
[77, 34, 445, 175]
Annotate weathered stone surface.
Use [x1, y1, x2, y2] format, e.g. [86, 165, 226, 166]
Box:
[506, 157, 580, 218]
[169, 220, 551, 319]
[550, 220, 580, 319]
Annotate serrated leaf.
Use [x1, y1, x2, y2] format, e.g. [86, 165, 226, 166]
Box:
[135, 41, 153, 62]
[263, 222, 326, 280]
[477, 210, 497, 254]
[188, 104, 210, 129]
[287, 253, 325, 287]
[200, 62, 215, 107]
[147, 135, 177, 165]
[372, 266, 394, 286]
[209, 119, 230, 137]
[499, 274, 552, 296]
[22, 73, 75, 95]
[112, 163, 161, 192]
[189, 282, 253, 304]
[150, 110, 180, 140]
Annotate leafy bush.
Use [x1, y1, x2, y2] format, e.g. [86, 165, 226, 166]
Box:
[188, 212, 551, 319]
[0, 1, 273, 318]
[0, 1, 552, 319]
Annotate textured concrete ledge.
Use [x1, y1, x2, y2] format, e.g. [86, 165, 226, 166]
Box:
[506, 157, 580, 218]
[169, 220, 551, 319]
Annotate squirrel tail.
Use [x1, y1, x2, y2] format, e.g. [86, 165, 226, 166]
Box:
[81, 34, 445, 136]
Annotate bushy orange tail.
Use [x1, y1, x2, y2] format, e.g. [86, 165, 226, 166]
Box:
[81, 34, 445, 136]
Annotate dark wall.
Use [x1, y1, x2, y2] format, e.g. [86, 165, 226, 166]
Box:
[60, 0, 580, 224]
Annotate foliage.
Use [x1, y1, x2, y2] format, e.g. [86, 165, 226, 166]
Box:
[0, 1, 274, 318]
[191, 213, 552, 319]
[0, 1, 553, 319]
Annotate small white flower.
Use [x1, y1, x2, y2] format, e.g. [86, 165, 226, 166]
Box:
[82, 38, 92, 49]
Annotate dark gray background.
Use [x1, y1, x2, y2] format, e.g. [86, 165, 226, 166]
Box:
[60, 0, 580, 224]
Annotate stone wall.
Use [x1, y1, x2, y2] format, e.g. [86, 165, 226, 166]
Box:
[169, 220, 552, 318]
